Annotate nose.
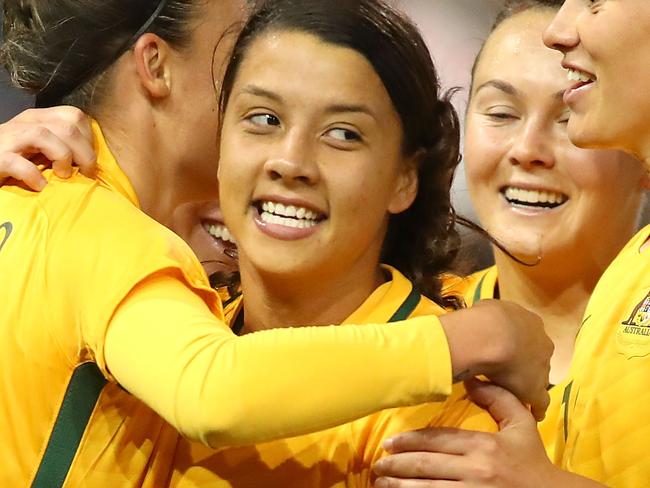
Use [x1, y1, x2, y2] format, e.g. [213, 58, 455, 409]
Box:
[543, 1, 580, 54]
[509, 120, 555, 170]
[264, 130, 320, 186]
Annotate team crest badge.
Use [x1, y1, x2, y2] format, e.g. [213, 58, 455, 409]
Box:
[617, 289, 650, 358]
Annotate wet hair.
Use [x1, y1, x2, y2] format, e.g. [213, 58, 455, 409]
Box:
[218, 0, 463, 308]
[470, 0, 563, 86]
[1, 0, 204, 111]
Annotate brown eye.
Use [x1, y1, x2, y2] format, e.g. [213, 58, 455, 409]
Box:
[327, 128, 361, 142]
[249, 114, 280, 127]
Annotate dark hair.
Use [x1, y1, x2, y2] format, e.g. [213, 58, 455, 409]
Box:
[218, 0, 463, 308]
[1, 0, 203, 111]
[470, 0, 563, 86]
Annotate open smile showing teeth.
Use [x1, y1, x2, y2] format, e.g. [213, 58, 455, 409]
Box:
[503, 187, 568, 209]
[207, 223, 237, 245]
[566, 68, 595, 84]
[258, 201, 325, 229]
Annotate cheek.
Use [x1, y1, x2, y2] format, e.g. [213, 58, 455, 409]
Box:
[464, 124, 504, 190]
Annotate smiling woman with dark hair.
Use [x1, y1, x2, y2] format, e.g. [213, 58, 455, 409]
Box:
[0, 0, 553, 485]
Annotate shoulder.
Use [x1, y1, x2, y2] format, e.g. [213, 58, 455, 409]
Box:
[441, 266, 497, 306]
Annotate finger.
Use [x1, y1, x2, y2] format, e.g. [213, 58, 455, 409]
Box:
[465, 378, 540, 427]
[0, 153, 47, 191]
[9, 108, 96, 176]
[374, 452, 463, 480]
[10, 128, 75, 178]
[51, 154, 75, 180]
[374, 476, 458, 488]
[383, 428, 478, 455]
[47, 122, 96, 177]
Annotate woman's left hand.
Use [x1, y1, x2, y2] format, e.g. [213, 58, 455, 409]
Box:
[373, 379, 601, 487]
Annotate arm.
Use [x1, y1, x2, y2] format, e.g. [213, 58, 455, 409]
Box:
[0, 107, 96, 190]
[105, 273, 455, 448]
[373, 380, 606, 488]
[106, 276, 552, 449]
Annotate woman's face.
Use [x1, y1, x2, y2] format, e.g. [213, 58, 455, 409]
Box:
[218, 31, 417, 282]
[543, 0, 650, 162]
[465, 10, 647, 265]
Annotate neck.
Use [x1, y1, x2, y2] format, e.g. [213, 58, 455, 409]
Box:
[494, 250, 601, 384]
[99, 114, 181, 228]
[237, 253, 385, 333]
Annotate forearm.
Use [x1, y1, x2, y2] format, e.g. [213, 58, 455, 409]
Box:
[105, 275, 453, 448]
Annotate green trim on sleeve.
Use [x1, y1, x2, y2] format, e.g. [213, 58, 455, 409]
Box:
[31, 362, 107, 488]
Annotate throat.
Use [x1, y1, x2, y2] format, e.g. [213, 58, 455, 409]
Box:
[238, 264, 387, 333]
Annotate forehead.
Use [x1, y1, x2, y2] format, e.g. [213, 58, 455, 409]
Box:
[475, 10, 566, 93]
[235, 31, 392, 107]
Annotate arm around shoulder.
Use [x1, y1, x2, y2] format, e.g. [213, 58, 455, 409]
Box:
[105, 273, 458, 448]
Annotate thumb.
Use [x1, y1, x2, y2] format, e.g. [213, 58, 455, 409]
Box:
[465, 378, 535, 429]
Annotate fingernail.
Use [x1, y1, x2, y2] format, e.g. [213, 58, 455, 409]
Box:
[36, 179, 47, 191]
[382, 438, 394, 452]
[373, 458, 386, 473]
[374, 477, 388, 488]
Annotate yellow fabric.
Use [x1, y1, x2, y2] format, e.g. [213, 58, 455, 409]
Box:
[452, 267, 566, 462]
[556, 225, 650, 485]
[0, 122, 220, 486]
[0, 123, 459, 486]
[167, 267, 497, 487]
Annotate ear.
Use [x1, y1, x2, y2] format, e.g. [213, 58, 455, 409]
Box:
[132, 33, 173, 99]
[387, 153, 420, 215]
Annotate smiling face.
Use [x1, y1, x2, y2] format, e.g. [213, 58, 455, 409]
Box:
[543, 0, 650, 162]
[466, 9, 647, 265]
[170, 201, 238, 276]
[218, 31, 416, 283]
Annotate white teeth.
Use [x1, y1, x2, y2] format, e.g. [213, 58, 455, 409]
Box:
[258, 200, 322, 224]
[208, 224, 237, 244]
[504, 187, 567, 206]
[566, 68, 594, 83]
[260, 211, 318, 228]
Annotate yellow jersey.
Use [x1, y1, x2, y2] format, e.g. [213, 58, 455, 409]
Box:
[557, 225, 650, 485]
[0, 123, 460, 486]
[448, 267, 567, 461]
[167, 267, 496, 487]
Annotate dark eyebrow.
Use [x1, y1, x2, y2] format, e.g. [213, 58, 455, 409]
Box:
[324, 103, 377, 121]
[240, 84, 377, 122]
[475, 79, 518, 96]
[476, 80, 568, 103]
[240, 85, 284, 103]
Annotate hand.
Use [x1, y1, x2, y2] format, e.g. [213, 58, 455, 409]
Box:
[373, 380, 604, 487]
[440, 300, 552, 421]
[0, 106, 96, 190]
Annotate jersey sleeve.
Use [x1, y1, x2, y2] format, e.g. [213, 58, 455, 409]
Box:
[105, 273, 453, 448]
